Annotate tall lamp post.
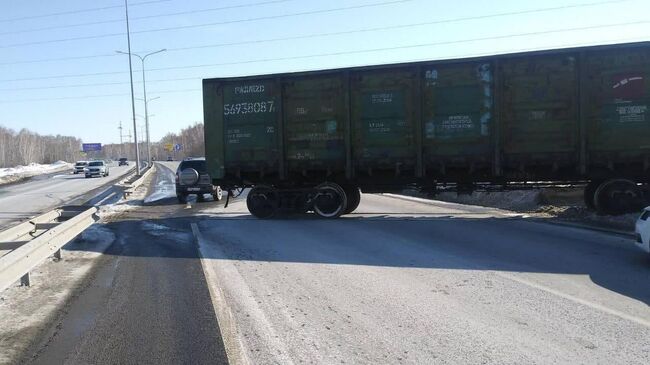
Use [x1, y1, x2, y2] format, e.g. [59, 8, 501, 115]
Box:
[121, 0, 140, 174]
[116, 49, 166, 166]
[135, 96, 160, 162]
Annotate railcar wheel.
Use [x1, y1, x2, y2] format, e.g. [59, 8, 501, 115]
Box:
[343, 186, 361, 215]
[594, 179, 644, 215]
[584, 180, 601, 210]
[313, 182, 347, 218]
[247, 185, 279, 219]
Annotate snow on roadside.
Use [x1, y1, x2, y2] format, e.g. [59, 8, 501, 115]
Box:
[0, 161, 72, 185]
[401, 188, 639, 232]
[0, 225, 115, 365]
[143, 168, 177, 204]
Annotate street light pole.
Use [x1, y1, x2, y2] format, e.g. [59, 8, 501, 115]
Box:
[123, 0, 140, 174]
[136, 96, 160, 162]
[116, 49, 165, 166]
[141, 59, 151, 164]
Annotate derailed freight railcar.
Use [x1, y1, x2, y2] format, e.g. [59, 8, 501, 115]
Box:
[203, 41, 650, 218]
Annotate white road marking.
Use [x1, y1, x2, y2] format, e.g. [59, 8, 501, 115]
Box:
[192, 223, 294, 365]
[496, 271, 650, 328]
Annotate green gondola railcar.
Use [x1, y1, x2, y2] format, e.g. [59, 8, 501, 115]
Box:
[203, 41, 650, 218]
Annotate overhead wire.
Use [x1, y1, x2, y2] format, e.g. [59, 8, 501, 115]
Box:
[0, 0, 171, 23]
[0, 0, 631, 64]
[0, 0, 413, 48]
[0, 0, 294, 36]
[3, 32, 649, 104]
[1, 19, 648, 84]
[0, 88, 201, 104]
[0, 77, 201, 92]
[3, 33, 648, 104]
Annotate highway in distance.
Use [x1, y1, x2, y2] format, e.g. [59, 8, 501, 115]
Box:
[0, 164, 133, 229]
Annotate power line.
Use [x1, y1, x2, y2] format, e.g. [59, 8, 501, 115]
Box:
[0, 70, 128, 82]
[0, 88, 200, 104]
[0, 0, 294, 36]
[0, 0, 630, 64]
[1, 19, 648, 84]
[0, 77, 201, 92]
[0, 0, 170, 23]
[2, 35, 649, 103]
[0, 52, 120, 66]
[0, 0, 413, 48]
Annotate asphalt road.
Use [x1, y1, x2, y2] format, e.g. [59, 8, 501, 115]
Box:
[0, 163, 133, 229]
[16, 166, 650, 364]
[195, 194, 650, 364]
[18, 161, 228, 365]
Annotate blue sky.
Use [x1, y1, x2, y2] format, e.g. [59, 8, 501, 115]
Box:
[1, 0, 649, 144]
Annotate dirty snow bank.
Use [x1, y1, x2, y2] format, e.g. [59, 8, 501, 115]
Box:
[402, 187, 639, 232]
[143, 167, 176, 204]
[0, 161, 72, 185]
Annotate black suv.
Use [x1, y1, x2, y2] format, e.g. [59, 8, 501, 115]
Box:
[118, 158, 129, 166]
[175, 158, 222, 203]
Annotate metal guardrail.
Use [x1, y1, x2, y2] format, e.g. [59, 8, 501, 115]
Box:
[0, 206, 98, 292]
[0, 162, 157, 292]
[122, 163, 156, 198]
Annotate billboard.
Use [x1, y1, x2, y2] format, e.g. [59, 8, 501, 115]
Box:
[82, 143, 102, 152]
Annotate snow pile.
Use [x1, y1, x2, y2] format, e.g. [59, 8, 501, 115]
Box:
[143, 169, 177, 204]
[0, 161, 73, 185]
[403, 187, 639, 232]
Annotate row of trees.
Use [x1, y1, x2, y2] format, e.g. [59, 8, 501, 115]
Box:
[0, 122, 205, 168]
[0, 126, 84, 168]
[100, 122, 205, 162]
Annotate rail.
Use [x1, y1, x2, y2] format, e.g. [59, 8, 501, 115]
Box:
[0, 206, 98, 292]
[121, 162, 156, 198]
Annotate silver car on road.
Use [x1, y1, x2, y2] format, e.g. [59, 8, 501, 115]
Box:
[84, 160, 109, 178]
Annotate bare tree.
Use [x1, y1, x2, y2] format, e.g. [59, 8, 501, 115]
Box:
[0, 125, 84, 168]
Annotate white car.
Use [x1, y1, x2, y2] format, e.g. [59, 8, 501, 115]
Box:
[634, 206, 650, 255]
[84, 160, 109, 178]
[73, 161, 88, 174]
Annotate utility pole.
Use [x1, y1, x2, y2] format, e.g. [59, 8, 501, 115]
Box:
[123, 0, 140, 174]
[118, 121, 123, 145]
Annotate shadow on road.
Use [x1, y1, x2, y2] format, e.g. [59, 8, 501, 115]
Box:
[65, 211, 650, 306]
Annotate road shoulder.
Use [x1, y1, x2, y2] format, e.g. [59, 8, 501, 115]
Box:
[0, 170, 152, 364]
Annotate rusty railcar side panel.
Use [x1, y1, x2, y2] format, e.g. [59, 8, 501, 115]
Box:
[421, 61, 493, 179]
[585, 47, 650, 172]
[350, 68, 418, 176]
[220, 79, 280, 178]
[282, 75, 347, 174]
[500, 54, 579, 171]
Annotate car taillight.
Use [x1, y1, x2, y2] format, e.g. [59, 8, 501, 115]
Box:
[175, 173, 179, 183]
